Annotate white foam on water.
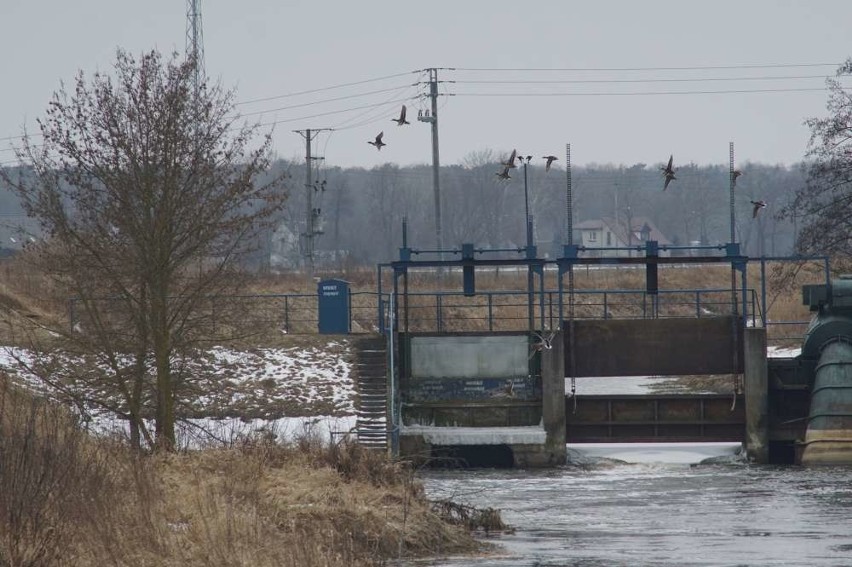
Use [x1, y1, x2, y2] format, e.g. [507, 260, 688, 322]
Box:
[567, 441, 742, 464]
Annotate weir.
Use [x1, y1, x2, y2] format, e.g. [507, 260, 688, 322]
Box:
[362, 221, 847, 467]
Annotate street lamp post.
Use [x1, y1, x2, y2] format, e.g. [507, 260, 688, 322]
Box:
[519, 155, 535, 332]
[521, 155, 532, 252]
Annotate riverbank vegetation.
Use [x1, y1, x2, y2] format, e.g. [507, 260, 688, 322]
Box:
[0, 376, 492, 566]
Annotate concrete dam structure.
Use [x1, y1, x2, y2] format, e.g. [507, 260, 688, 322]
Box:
[383, 277, 852, 467]
[364, 225, 851, 466]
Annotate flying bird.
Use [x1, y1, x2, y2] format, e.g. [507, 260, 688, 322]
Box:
[529, 330, 557, 359]
[751, 200, 767, 218]
[542, 155, 559, 172]
[368, 131, 386, 151]
[661, 154, 677, 191]
[501, 149, 519, 169]
[733, 169, 743, 183]
[496, 165, 512, 180]
[392, 105, 410, 126]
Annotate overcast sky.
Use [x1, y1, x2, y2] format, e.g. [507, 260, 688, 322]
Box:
[3, 1, 851, 170]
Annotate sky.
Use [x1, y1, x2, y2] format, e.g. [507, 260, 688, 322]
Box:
[2, 0, 852, 171]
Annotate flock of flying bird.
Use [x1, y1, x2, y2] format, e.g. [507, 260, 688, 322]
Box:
[368, 107, 767, 220]
[660, 154, 767, 219]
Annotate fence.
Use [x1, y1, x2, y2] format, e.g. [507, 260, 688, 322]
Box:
[67, 286, 808, 344]
[68, 291, 388, 336]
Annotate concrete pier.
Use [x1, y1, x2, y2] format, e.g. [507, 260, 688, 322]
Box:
[541, 331, 567, 464]
[744, 327, 769, 463]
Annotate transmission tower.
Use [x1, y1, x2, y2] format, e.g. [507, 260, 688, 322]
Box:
[185, 0, 205, 97]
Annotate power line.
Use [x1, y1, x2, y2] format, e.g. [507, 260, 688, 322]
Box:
[239, 84, 416, 117]
[253, 95, 420, 127]
[447, 87, 839, 97]
[327, 85, 422, 131]
[0, 93, 422, 158]
[235, 71, 418, 106]
[0, 86, 421, 148]
[448, 63, 840, 72]
[448, 74, 835, 85]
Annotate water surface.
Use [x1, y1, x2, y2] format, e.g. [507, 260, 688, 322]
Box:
[418, 447, 852, 566]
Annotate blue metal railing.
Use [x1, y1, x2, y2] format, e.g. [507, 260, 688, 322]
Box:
[392, 288, 759, 333]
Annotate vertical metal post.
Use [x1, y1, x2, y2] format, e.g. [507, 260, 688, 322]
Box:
[388, 293, 398, 457]
[283, 296, 289, 333]
[729, 142, 736, 245]
[523, 161, 531, 246]
[377, 264, 384, 333]
[523, 159, 535, 332]
[487, 293, 493, 332]
[403, 269, 409, 333]
[393, 270, 400, 333]
[760, 256, 767, 326]
[564, 143, 578, 403]
[729, 143, 741, 379]
[742, 266, 749, 329]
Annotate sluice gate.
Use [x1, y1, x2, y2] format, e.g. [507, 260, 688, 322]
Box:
[565, 394, 745, 444]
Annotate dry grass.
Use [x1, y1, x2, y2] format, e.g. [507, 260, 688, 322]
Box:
[0, 252, 826, 346]
[0, 256, 491, 565]
[0, 378, 485, 566]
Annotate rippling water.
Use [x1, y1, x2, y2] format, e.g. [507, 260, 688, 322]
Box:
[416, 445, 852, 567]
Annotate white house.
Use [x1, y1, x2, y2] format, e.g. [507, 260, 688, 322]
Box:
[574, 216, 672, 257]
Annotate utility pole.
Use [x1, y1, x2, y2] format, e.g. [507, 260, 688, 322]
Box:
[294, 128, 331, 279]
[418, 68, 443, 258]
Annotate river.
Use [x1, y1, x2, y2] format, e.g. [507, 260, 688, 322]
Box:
[417, 445, 852, 566]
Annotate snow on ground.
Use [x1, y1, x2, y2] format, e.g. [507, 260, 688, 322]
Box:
[186, 343, 355, 417]
[0, 341, 358, 447]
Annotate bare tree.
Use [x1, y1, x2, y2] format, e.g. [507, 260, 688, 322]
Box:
[1, 50, 286, 450]
[782, 59, 852, 259]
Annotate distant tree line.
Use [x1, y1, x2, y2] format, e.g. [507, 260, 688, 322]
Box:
[0, 149, 815, 269]
[267, 154, 805, 269]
